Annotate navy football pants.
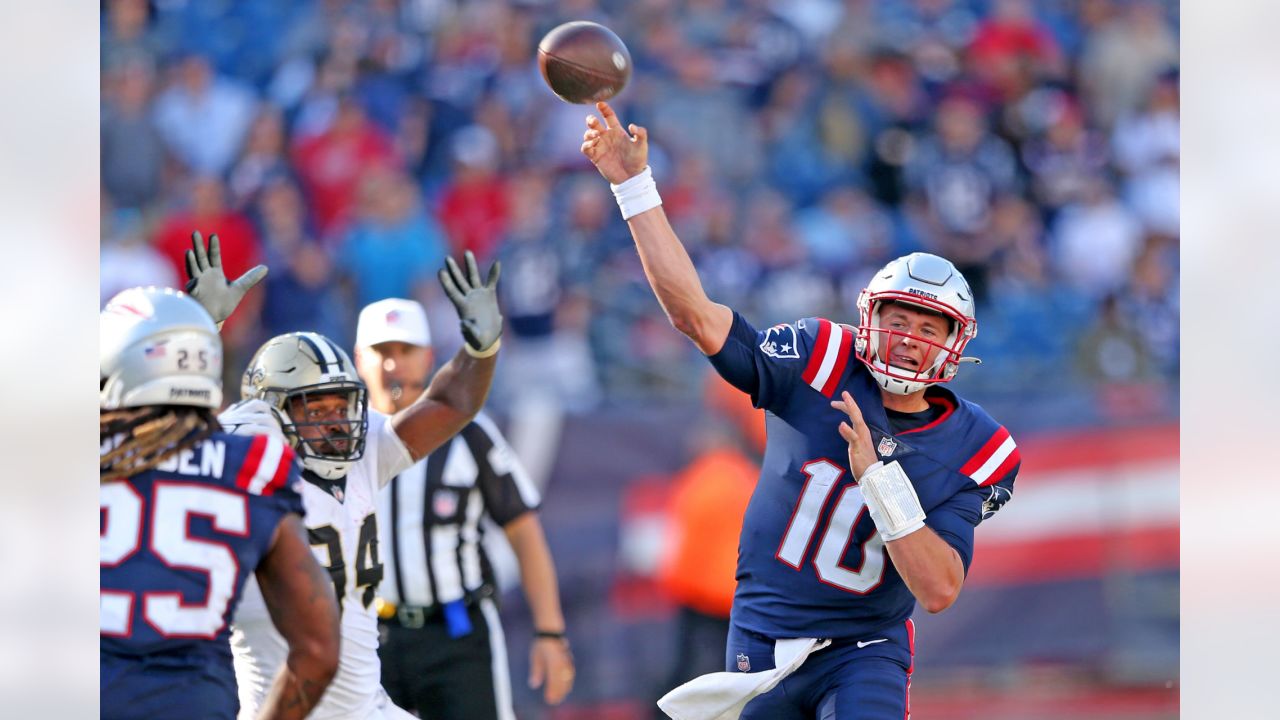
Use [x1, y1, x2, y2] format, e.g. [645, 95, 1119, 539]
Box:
[101, 651, 239, 720]
[726, 619, 915, 720]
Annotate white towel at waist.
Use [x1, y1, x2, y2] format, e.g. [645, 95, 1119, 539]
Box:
[656, 637, 832, 720]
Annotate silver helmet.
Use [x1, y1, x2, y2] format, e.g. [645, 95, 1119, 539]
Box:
[854, 253, 979, 395]
[241, 332, 368, 480]
[101, 287, 223, 410]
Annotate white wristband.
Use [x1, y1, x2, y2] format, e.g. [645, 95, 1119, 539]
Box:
[858, 461, 926, 542]
[610, 165, 662, 220]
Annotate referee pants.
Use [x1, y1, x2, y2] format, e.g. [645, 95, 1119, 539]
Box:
[378, 598, 515, 720]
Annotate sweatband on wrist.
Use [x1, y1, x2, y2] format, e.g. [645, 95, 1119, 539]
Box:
[463, 337, 501, 358]
[858, 460, 926, 541]
[609, 165, 662, 220]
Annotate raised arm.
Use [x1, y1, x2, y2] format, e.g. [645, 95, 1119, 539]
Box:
[581, 101, 733, 355]
[390, 251, 501, 460]
[254, 514, 341, 720]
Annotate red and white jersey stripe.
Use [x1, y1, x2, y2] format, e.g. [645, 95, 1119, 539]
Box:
[960, 426, 1020, 487]
[801, 319, 854, 397]
[233, 435, 295, 496]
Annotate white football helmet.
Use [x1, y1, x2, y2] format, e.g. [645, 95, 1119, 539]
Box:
[854, 253, 979, 395]
[241, 332, 368, 480]
[100, 287, 223, 410]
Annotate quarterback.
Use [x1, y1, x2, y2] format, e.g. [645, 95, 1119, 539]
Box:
[581, 103, 1019, 720]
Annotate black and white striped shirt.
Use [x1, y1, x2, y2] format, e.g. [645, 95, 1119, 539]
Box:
[375, 413, 540, 609]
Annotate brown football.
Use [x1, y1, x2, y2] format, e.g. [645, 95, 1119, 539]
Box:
[537, 21, 632, 104]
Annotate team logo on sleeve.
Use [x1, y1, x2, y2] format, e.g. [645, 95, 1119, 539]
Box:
[759, 323, 799, 359]
[981, 485, 1012, 520]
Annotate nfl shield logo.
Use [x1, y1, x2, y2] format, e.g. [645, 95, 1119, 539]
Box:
[877, 436, 898, 457]
[736, 653, 751, 672]
[433, 489, 458, 517]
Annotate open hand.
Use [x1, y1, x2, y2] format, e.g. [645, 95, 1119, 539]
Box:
[529, 636, 575, 705]
[439, 251, 502, 353]
[831, 391, 878, 479]
[184, 230, 267, 325]
[580, 101, 648, 184]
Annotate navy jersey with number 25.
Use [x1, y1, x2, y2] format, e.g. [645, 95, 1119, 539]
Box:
[100, 431, 303, 720]
[708, 312, 1019, 640]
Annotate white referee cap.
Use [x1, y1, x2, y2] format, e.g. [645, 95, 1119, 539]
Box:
[356, 298, 432, 349]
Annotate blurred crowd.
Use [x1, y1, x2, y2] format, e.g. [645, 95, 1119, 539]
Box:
[100, 0, 1179, 419]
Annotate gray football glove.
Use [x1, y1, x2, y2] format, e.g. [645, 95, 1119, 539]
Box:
[184, 231, 268, 325]
[439, 251, 502, 354]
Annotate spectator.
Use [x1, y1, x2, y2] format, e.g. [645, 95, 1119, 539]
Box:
[101, 55, 164, 211]
[293, 95, 400, 237]
[1051, 175, 1143, 299]
[1079, 0, 1177, 128]
[100, 208, 177, 307]
[967, 0, 1066, 100]
[1021, 96, 1110, 221]
[152, 176, 263, 348]
[437, 125, 510, 263]
[228, 106, 292, 210]
[904, 92, 1019, 298]
[255, 178, 341, 341]
[337, 166, 447, 310]
[101, 0, 170, 71]
[152, 53, 257, 175]
[1114, 70, 1180, 239]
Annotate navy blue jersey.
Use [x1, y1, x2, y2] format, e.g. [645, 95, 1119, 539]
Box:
[100, 431, 303, 720]
[708, 312, 1019, 640]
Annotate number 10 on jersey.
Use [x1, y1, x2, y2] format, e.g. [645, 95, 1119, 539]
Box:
[776, 459, 887, 594]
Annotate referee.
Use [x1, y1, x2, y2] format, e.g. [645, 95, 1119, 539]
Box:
[353, 298, 575, 719]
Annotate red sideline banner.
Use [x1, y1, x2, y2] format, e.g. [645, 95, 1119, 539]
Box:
[966, 424, 1178, 586]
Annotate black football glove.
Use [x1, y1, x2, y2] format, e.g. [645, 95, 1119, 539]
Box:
[439, 251, 502, 355]
[184, 231, 268, 326]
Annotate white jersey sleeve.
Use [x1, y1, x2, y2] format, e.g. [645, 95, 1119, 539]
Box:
[368, 409, 413, 487]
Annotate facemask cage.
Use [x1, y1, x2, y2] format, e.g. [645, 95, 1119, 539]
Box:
[268, 381, 369, 464]
[855, 289, 978, 387]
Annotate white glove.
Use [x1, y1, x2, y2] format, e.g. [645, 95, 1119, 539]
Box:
[218, 399, 288, 445]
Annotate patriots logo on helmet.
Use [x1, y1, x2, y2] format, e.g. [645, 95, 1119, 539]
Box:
[736, 652, 751, 672]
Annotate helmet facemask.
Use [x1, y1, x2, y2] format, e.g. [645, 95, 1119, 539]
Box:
[857, 292, 975, 394]
[853, 253, 980, 396]
[268, 381, 369, 477]
[242, 332, 370, 480]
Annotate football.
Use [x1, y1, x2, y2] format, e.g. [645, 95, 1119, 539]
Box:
[537, 21, 632, 104]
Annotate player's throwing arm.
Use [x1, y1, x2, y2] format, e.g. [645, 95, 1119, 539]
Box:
[581, 101, 733, 355]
